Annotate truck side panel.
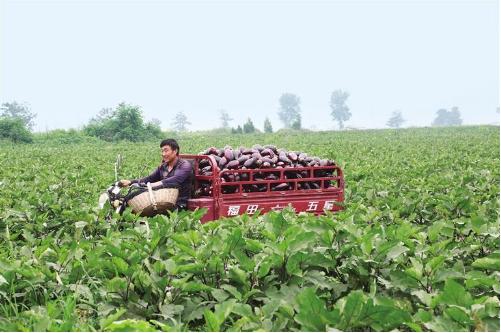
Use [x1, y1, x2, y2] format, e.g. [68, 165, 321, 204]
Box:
[218, 192, 343, 218]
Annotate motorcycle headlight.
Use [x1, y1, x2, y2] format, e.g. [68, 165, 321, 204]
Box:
[112, 186, 121, 195]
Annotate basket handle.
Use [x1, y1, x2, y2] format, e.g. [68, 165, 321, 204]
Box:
[146, 182, 158, 211]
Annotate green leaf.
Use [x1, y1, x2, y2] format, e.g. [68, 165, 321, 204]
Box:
[181, 281, 213, 293]
[224, 228, 245, 255]
[472, 255, 500, 271]
[428, 220, 444, 242]
[159, 304, 184, 320]
[404, 322, 423, 331]
[424, 315, 468, 332]
[163, 259, 176, 274]
[170, 233, 191, 247]
[176, 263, 204, 274]
[74, 221, 88, 229]
[425, 255, 445, 274]
[268, 210, 289, 238]
[245, 239, 264, 252]
[465, 271, 497, 290]
[411, 290, 433, 306]
[288, 231, 316, 254]
[374, 240, 399, 260]
[435, 279, 473, 308]
[295, 287, 339, 331]
[339, 290, 365, 330]
[106, 277, 127, 293]
[407, 257, 423, 280]
[361, 301, 412, 331]
[104, 319, 156, 332]
[232, 303, 254, 318]
[211, 288, 229, 302]
[175, 244, 196, 257]
[221, 284, 242, 301]
[413, 309, 432, 323]
[262, 299, 280, 319]
[183, 298, 206, 322]
[214, 299, 236, 324]
[100, 311, 141, 331]
[242, 289, 262, 302]
[361, 232, 375, 256]
[204, 309, 221, 332]
[386, 243, 409, 261]
[271, 315, 289, 331]
[232, 248, 255, 272]
[303, 270, 337, 290]
[286, 251, 305, 276]
[112, 257, 129, 275]
[257, 255, 281, 278]
[445, 307, 473, 326]
[229, 267, 248, 286]
[149, 320, 178, 332]
[389, 270, 420, 290]
[433, 268, 464, 283]
[470, 215, 487, 233]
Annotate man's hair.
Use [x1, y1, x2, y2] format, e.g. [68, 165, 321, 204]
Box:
[160, 138, 180, 155]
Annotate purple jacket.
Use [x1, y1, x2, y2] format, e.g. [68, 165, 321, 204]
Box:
[133, 158, 193, 208]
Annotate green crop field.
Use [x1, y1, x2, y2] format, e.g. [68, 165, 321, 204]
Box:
[0, 125, 499, 331]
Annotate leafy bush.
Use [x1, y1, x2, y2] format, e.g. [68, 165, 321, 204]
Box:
[0, 101, 36, 130]
[231, 125, 243, 134]
[243, 118, 256, 133]
[432, 107, 463, 127]
[264, 117, 273, 133]
[34, 129, 99, 145]
[230, 119, 260, 134]
[0, 116, 33, 143]
[84, 103, 163, 142]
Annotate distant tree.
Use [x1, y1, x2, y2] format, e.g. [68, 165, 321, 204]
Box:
[264, 117, 273, 133]
[291, 117, 301, 130]
[149, 118, 162, 128]
[1, 101, 36, 130]
[231, 125, 243, 134]
[432, 106, 462, 127]
[0, 116, 33, 143]
[93, 107, 114, 123]
[219, 110, 233, 129]
[450, 106, 462, 125]
[278, 93, 301, 129]
[432, 109, 449, 126]
[84, 103, 162, 141]
[386, 110, 405, 128]
[330, 90, 351, 130]
[145, 118, 162, 138]
[115, 104, 145, 140]
[172, 111, 191, 132]
[243, 118, 256, 133]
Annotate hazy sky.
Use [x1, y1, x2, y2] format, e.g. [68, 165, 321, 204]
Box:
[1, 0, 499, 132]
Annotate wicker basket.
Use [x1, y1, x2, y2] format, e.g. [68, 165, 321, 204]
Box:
[127, 185, 179, 217]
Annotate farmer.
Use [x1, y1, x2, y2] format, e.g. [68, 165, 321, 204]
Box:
[119, 138, 193, 210]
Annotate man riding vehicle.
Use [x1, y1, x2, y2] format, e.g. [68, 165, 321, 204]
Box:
[119, 138, 193, 211]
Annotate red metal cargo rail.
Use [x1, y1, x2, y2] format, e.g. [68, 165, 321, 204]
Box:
[182, 154, 344, 223]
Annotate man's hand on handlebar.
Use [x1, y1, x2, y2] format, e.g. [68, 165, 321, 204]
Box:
[118, 179, 132, 187]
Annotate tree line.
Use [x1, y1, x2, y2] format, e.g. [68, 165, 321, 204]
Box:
[167, 91, 465, 133]
[0, 93, 475, 143]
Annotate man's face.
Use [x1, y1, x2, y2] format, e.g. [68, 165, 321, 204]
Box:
[161, 145, 177, 163]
